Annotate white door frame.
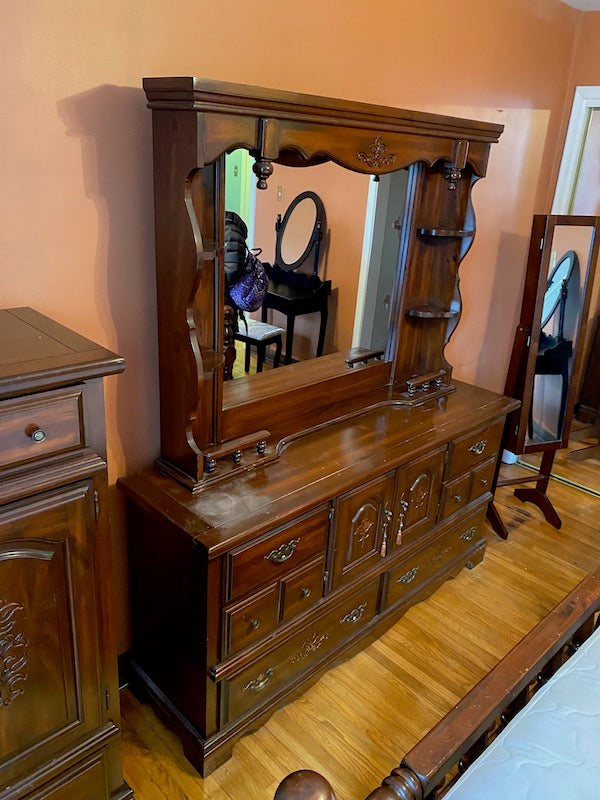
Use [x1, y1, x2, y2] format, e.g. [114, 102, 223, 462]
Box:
[553, 86, 600, 213]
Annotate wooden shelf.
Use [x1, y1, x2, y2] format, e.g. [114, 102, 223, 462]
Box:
[406, 306, 460, 319]
[417, 228, 475, 238]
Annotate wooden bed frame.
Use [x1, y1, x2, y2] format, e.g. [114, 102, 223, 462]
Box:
[274, 566, 600, 800]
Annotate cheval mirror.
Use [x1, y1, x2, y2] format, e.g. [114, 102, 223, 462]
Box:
[488, 214, 600, 538]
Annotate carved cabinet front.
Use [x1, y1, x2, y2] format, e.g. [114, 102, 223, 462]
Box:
[0, 308, 130, 800]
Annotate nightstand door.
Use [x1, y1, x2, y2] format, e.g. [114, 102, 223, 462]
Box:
[0, 480, 104, 786]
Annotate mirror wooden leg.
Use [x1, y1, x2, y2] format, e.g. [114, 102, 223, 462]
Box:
[487, 500, 509, 540]
[513, 449, 562, 529]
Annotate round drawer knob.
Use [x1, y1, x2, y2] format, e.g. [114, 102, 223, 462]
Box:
[453, 494, 463, 503]
[301, 587, 312, 598]
[28, 426, 47, 443]
[249, 618, 261, 630]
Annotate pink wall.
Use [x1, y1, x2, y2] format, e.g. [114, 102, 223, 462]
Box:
[1, 0, 589, 651]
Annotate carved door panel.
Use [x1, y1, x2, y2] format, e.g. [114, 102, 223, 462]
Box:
[331, 472, 396, 590]
[393, 449, 445, 548]
[0, 481, 103, 786]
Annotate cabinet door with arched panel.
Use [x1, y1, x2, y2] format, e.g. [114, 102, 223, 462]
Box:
[330, 472, 396, 591]
[392, 449, 446, 549]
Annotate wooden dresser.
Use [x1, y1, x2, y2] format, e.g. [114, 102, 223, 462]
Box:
[0, 308, 131, 800]
[119, 78, 519, 776]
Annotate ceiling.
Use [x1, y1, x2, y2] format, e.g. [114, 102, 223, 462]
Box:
[560, 0, 600, 9]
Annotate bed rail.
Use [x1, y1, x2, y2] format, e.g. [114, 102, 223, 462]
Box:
[274, 566, 600, 800]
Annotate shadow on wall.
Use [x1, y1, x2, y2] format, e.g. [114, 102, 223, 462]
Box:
[475, 231, 530, 391]
[57, 84, 159, 474]
[57, 85, 159, 652]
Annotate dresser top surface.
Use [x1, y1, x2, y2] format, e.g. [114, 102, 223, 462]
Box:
[120, 381, 519, 558]
[0, 307, 125, 397]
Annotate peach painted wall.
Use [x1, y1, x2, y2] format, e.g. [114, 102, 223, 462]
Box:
[0, 0, 587, 651]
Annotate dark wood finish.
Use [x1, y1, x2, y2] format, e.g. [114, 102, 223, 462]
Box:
[121, 79, 516, 777]
[142, 76, 503, 488]
[274, 566, 600, 800]
[0, 308, 131, 800]
[120, 382, 516, 776]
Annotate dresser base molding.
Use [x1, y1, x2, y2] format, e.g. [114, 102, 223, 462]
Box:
[126, 534, 485, 778]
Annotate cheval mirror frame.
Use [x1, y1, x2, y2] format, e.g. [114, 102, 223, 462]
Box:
[488, 214, 600, 538]
[143, 77, 504, 491]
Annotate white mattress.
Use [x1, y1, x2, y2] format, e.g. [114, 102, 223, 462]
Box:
[443, 626, 600, 799]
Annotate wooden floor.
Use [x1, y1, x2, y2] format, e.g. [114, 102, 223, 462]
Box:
[120, 471, 600, 800]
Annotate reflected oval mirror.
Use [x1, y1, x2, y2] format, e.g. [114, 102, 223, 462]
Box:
[541, 249, 578, 328]
[276, 191, 326, 272]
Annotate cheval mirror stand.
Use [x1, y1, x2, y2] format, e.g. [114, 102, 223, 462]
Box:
[118, 77, 519, 776]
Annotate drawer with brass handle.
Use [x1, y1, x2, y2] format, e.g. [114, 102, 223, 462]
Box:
[223, 584, 279, 657]
[0, 387, 85, 471]
[445, 421, 503, 480]
[385, 510, 486, 609]
[225, 505, 329, 603]
[221, 578, 379, 723]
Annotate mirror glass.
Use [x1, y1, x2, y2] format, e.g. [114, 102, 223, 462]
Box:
[527, 227, 590, 446]
[223, 153, 409, 387]
[278, 193, 321, 270]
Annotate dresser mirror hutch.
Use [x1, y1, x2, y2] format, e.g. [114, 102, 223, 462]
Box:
[119, 77, 519, 776]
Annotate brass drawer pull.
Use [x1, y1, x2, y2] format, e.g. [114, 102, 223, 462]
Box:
[398, 566, 419, 584]
[453, 494, 463, 503]
[341, 602, 367, 624]
[26, 425, 47, 443]
[249, 618, 261, 630]
[301, 587, 312, 598]
[479, 478, 489, 487]
[243, 668, 273, 692]
[468, 440, 488, 456]
[460, 526, 477, 541]
[264, 538, 300, 563]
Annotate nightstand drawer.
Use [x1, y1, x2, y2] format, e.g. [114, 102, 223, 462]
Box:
[226, 506, 329, 603]
[0, 388, 84, 470]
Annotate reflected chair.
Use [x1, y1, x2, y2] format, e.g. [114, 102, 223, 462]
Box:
[234, 318, 284, 373]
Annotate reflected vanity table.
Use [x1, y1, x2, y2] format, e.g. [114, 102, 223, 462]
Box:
[119, 78, 518, 776]
[261, 191, 330, 363]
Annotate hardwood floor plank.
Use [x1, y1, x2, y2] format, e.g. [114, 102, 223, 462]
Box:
[121, 477, 600, 800]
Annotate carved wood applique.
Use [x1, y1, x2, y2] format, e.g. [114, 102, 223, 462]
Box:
[348, 502, 379, 562]
[0, 599, 28, 708]
[357, 136, 398, 169]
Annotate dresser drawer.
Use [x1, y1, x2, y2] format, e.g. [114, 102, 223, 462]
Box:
[470, 456, 496, 500]
[222, 579, 380, 723]
[223, 585, 279, 656]
[225, 506, 329, 603]
[280, 556, 325, 624]
[445, 421, 503, 480]
[385, 511, 485, 609]
[439, 472, 471, 520]
[0, 387, 84, 470]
